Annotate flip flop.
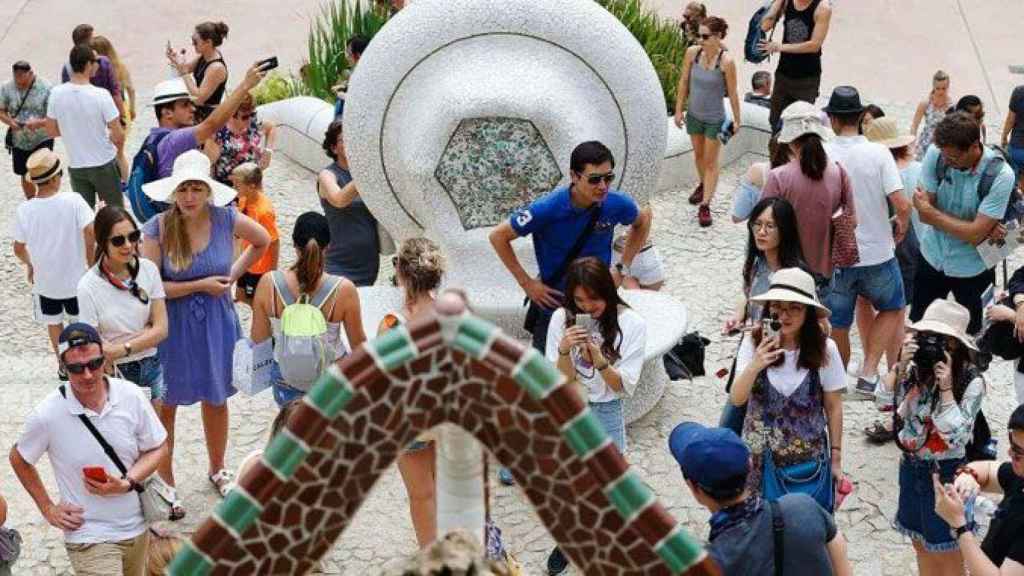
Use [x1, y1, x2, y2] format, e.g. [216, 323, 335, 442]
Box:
[208, 469, 235, 498]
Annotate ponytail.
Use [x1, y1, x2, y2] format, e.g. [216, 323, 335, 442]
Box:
[293, 238, 324, 295]
[795, 134, 827, 181]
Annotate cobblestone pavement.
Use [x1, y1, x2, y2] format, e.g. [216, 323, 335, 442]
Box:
[1, 109, 1019, 575]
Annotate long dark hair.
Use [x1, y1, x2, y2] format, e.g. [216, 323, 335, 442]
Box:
[793, 133, 827, 180]
[563, 257, 630, 363]
[94, 206, 147, 303]
[752, 302, 828, 371]
[742, 198, 806, 293]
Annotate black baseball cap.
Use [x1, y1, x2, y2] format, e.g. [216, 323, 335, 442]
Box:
[57, 323, 103, 358]
[12, 61, 31, 72]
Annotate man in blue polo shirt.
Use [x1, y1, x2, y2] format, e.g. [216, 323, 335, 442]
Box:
[489, 140, 651, 352]
[669, 421, 853, 576]
[912, 111, 1016, 334]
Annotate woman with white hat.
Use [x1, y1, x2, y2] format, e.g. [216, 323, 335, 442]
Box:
[140, 150, 270, 512]
[874, 299, 986, 575]
[729, 267, 846, 512]
[761, 101, 853, 281]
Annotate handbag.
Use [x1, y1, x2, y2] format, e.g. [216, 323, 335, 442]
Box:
[522, 206, 601, 333]
[758, 374, 835, 513]
[3, 77, 36, 155]
[663, 331, 711, 380]
[830, 163, 860, 269]
[59, 386, 173, 523]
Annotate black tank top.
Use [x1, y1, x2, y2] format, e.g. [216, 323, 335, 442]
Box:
[193, 55, 227, 118]
[778, 0, 823, 78]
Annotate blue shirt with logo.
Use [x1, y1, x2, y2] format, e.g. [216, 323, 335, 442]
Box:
[510, 186, 639, 291]
[918, 145, 1015, 278]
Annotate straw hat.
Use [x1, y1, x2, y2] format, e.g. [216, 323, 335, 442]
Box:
[865, 117, 916, 149]
[149, 78, 195, 107]
[910, 299, 978, 351]
[777, 101, 832, 144]
[24, 148, 62, 184]
[142, 150, 236, 206]
[749, 267, 831, 318]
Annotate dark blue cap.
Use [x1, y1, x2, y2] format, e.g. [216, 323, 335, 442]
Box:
[57, 323, 103, 357]
[668, 421, 750, 491]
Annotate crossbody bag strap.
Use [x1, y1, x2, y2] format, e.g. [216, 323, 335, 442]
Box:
[58, 385, 129, 476]
[11, 78, 35, 118]
[541, 206, 602, 289]
[769, 499, 785, 576]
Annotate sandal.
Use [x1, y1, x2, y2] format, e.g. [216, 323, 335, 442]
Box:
[863, 420, 894, 445]
[162, 486, 186, 521]
[208, 469, 235, 497]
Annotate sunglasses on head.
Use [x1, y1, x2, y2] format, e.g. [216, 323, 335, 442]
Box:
[110, 230, 141, 247]
[64, 356, 104, 375]
[580, 171, 615, 185]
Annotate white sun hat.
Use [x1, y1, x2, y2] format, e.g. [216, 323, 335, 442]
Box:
[149, 78, 196, 107]
[777, 101, 833, 144]
[142, 150, 236, 206]
[910, 299, 978, 352]
[749, 267, 831, 318]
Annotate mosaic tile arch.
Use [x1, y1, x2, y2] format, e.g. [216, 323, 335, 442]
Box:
[169, 297, 720, 576]
[435, 117, 563, 230]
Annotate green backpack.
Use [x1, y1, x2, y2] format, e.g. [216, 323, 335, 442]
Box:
[270, 271, 343, 391]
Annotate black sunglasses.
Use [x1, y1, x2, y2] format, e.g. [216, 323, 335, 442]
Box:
[699, 33, 713, 40]
[579, 171, 615, 185]
[110, 230, 141, 247]
[64, 356, 104, 375]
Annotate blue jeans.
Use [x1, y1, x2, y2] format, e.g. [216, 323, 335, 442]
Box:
[590, 399, 626, 452]
[827, 258, 906, 329]
[719, 401, 747, 436]
[1007, 144, 1024, 177]
[270, 362, 305, 408]
[895, 456, 969, 552]
[115, 355, 165, 401]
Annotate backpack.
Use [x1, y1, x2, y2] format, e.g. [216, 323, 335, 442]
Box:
[935, 146, 1024, 223]
[744, 0, 782, 64]
[270, 271, 344, 391]
[126, 131, 172, 224]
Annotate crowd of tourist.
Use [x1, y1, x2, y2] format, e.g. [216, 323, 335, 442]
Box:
[2, 2, 1024, 575]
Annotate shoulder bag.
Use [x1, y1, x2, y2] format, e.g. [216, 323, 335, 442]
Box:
[59, 386, 172, 523]
[522, 207, 601, 333]
[830, 162, 860, 269]
[759, 373, 835, 513]
[3, 78, 36, 154]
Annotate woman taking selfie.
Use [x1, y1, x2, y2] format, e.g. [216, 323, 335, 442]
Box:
[543, 256, 646, 573]
[730, 267, 845, 511]
[141, 150, 270, 514]
[77, 206, 168, 403]
[874, 299, 986, 576]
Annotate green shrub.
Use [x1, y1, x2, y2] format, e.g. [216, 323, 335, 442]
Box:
[251, 72, 311, 106]
[597, 0, 690, 113]
[304, 0, 390, 102]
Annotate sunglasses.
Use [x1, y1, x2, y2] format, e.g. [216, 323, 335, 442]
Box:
[110, 230, 141, 247]
[64, 356, 104, 375]
[237, 112, 255, 121]
[699, 33, 714, 40]
[580, 172, 615, 185]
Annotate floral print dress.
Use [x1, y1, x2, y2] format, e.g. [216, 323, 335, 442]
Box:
[915, 101, 949, 161]
[212, 119, 265, 184]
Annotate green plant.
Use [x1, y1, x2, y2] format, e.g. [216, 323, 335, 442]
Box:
[305, 0, 390, 102]
[251, 71, 312, 106]
[597, 0, 690, 113]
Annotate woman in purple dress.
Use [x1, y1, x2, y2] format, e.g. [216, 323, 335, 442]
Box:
[141, 150, 269, 518]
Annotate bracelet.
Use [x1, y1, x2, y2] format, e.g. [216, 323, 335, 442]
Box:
[558, 347, 570, 356]
[955, 465, 980, 484]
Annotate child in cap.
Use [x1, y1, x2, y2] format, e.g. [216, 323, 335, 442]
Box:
[231, 162, 278, 305]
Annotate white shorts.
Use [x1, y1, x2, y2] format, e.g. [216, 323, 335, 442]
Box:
[32, 294, 79, 326]
[612, 245, 666, 287]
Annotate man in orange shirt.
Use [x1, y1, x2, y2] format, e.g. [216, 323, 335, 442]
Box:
[232, 162, 279, 305]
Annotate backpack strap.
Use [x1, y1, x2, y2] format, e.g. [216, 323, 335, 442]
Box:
[270, 271, 295, 313]
[978, 154, 1007, 203]
[935, 152, 948, 187]
[769, 499, 785, 576]
[311, 275, 343, 309]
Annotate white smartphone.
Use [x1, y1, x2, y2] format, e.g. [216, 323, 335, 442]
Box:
[575, 313, 596, 333]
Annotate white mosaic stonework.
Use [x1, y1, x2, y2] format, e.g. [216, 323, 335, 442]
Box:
[435, 117, 562, 230]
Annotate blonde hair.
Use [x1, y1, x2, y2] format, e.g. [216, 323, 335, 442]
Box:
[231, 162, 262, 187]
[146, 532, 184, 576]
[396, 237, 446, 297]
[932, 70, 950, 90]
[163, 182, 211, 271]
[90, 36, 131, 93]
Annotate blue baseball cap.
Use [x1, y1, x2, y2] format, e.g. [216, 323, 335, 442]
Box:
[57, 323, 103, 358]
[668, 422, 750, 493]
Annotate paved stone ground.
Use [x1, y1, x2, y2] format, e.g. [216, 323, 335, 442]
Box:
[1, 108, 1020, 575]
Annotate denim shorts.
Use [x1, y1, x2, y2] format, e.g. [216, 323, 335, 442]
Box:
[827, 257, 906, 329]
[115, 356, 165, 401]
[895, 456, 969, 552]
[590, 399, 626, 453]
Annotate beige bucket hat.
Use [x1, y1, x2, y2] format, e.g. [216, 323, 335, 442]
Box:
[749, 267, 831, 318]
[910, 299, 978, 351]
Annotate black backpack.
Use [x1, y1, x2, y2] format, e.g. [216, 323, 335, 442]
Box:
[745, 1, 782, 64]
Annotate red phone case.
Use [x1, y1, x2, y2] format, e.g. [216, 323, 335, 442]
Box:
[83, 466, 107, 482]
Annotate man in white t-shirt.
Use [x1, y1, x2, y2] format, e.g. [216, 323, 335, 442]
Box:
[28, 44, 123, 209]
[13, 149, 94, 379]
[9, 323, 167, 576]
[823, 86, 911, 394]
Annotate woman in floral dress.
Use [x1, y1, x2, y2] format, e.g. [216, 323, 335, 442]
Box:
[205, 93, 275, 186]
[911, 70, 953, 160]
[729, 267, 845, 510]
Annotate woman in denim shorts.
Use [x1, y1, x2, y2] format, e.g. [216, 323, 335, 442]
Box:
[873, 299, 986, 575]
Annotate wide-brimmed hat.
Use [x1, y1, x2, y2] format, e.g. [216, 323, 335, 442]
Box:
[750, 267, 831, 318]
[150, 78, 195, 107]
[822, 85, 865, 115]
[24, 148, 62, 184]
[142, 150, 236, 206]
[777, 101, 832, 144]
[910, 299, 978, 351]
[865, 117, 916, 149]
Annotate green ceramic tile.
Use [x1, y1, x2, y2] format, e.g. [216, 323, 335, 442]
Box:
[371, 325, 418, 370]
[263, 430, 310, 479]
[562, 412, 610, 457]
[167, 542, 213, 576]
[451, 316, 497, 359]
[605, 472, 655, 523]
[306, 367, 354, 419]
[655, 528, 706, 575]
[215, 490, 263, 537]
[512, 349, 561, 400]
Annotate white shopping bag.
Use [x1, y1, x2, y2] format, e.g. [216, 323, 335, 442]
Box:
[232, 338, 274, 395]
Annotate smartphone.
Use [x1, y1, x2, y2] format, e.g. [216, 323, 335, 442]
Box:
[575, 313, 595, 333]
[83, 466, 108, 483]
[257, 56, 279, 72]
[761, 315, 781, 342]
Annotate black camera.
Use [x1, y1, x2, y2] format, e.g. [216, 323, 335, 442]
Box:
[913, 332, 947, 372]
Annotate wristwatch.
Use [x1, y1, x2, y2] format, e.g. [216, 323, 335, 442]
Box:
[615, 262, 631, 277]
[124, 476, 144, 493]
[951, 523, 971, 539]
